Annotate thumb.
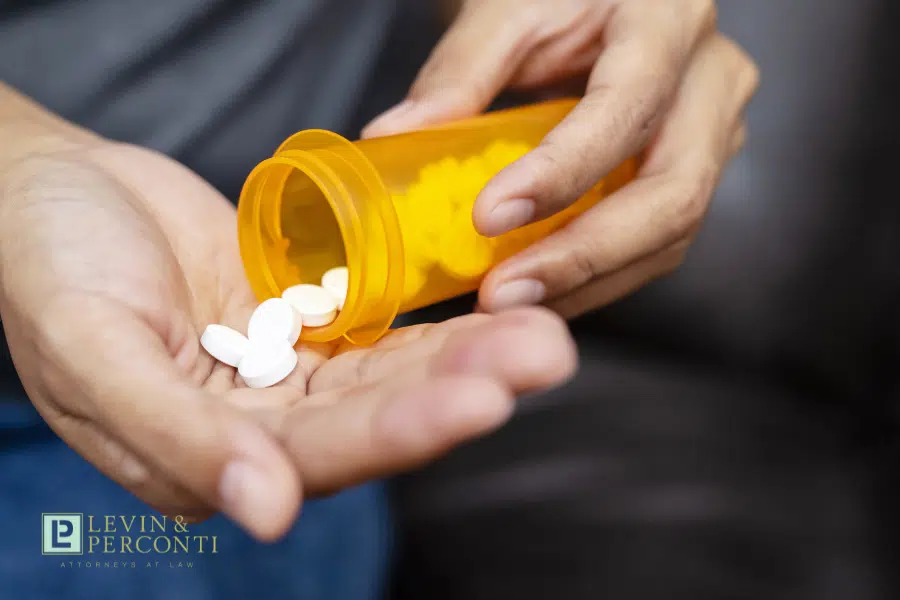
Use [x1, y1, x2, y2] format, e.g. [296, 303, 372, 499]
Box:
[47, 296, 301, 541]
[362, 1, 534, 138]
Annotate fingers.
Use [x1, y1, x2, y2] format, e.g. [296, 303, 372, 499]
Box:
[546, 238, 691, 319]
[507, 8, 608, 89]
[639, 35, 758, 176]
[362, 0, 532, 137]
[42, 408, 216, 522]
[362, 0, 621, 138]
[40, 294, 301, 541]
[265, 375, 515, 495]
[479, 33, 757, 311]
[473, 0, 716, 236]
[479, 169, 710, 310]
[422, 307, 578, 391]
[309, 307, 577, 394]
[249, 307, 578, 495]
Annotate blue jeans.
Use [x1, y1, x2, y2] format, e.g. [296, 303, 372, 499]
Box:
[0, 405, 392, 600]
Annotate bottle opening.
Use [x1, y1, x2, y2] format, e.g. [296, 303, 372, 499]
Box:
[238, 131, 404, 345]
[279, 168, 347, 288]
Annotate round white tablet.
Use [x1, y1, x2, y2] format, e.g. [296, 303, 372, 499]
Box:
[247, 297, 303, 346]
[282, 284, 338, 327]
[321, 266, 349, 309]
[238, 340, 298, 389]
[200, 324, 250, 368]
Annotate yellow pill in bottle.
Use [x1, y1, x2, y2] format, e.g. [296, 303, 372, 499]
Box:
[238, 98, 638, 345]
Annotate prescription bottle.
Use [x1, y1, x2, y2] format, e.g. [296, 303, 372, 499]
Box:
[238, 98, 637, 345]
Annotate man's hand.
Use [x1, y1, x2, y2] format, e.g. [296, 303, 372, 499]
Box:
[0, 140, 577, 541]
[364, 0, 759, 317]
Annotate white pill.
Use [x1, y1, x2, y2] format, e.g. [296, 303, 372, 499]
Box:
[247, 297, 303, 346]
[321, 266, 349, 310]
[282, 284, 338, 327]
[238, 340, 298, 389]
[200, 324, 250, 368]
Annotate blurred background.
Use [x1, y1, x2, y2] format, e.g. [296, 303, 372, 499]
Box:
[2, 0, 900, 598]
[395, 3, 900, 597]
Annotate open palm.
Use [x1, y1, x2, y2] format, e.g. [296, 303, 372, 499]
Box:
[0, 142, 576, 540]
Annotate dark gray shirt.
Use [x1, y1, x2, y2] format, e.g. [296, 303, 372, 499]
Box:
[1, 0, 406, 196]
[0, 0, 441, 414]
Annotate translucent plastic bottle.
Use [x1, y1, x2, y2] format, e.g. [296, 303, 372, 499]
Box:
[238, 98, 637, 345]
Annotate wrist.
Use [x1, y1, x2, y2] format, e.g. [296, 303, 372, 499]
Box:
[0, 82, 106, 188]
[0, 121, 101, 171]
[0, 126, 109, 217]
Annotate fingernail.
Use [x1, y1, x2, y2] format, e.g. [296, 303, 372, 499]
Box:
[362, 100, 416, 138]
[219, 461, 281, 534]
[482, 199, 535, 236]
[490, 279, 546, 311]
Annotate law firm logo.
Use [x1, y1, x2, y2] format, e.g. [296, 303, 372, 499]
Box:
[42, 513, 84, 555]
[42, 513, 218, 568]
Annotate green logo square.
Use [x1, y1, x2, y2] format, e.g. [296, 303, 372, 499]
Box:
[42, 513, 83, 555]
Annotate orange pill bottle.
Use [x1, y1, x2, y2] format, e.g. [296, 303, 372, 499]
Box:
[237, 98, 636, 345]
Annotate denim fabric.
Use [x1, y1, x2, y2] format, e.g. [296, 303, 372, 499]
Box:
[0, 406, 392, 600]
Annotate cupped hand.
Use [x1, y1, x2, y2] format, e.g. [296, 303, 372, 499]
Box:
[363, 0, 759, 317]
[0, 141, 577, 541]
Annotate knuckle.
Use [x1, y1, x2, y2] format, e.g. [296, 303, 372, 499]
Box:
[633, 86, 668, 137]
[742, 59, 762, 99]
[596, 77, 668, 147]
[570, 251, 596, 284]
[718, 36, 760, 100]
[587, 59, 674, 148]
[531, 144, 565, 175]
[566, 234, 607, 284]
[529, 146, 582, 209]
[667, 165, 718, 240]
[624, 66, 674, 136]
